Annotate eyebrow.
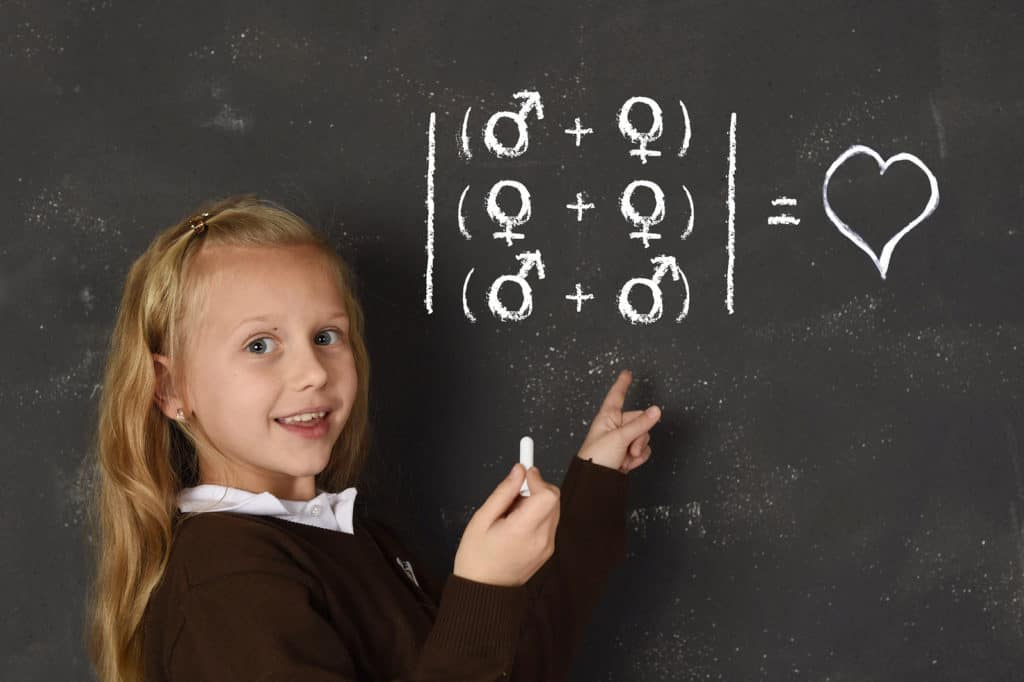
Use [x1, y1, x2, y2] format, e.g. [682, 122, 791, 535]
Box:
[233, 311, 349, 332]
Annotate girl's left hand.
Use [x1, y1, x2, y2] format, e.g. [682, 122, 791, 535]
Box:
[575, 369, 661, 474]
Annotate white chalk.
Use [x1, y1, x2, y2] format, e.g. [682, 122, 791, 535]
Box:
[519, 436, 534, 496]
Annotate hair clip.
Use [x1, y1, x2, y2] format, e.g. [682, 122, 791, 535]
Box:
[186, 212, 212, 235]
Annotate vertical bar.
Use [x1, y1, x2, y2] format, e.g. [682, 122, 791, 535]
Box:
[726, 112, 737, 315]
[425, 112, 436, 314]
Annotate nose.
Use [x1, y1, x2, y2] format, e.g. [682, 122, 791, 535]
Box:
[287, 340, 330, 390]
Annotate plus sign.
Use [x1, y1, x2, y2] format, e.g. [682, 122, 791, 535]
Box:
[563, 117, 594, 147]
[566, 192, 595, 222]
[629, 145, 662, 164]
[564, 283, 595, 312]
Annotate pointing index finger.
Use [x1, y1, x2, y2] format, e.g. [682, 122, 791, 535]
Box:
[600, 369, 633, 414]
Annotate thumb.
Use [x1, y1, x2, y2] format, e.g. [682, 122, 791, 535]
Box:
[477, 463, 527, 523]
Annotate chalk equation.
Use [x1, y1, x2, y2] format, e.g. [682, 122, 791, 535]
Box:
[423, 91, 940, 323]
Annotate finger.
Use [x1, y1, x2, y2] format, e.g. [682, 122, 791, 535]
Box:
[629, 432, 650, 456]
[630, 437, 641, 456]
[621, 414, 649, 451]
[627, 440, 643, 458]
[505, 467, 558, 529]
[479, 464, 532, 524]
[623, 444, 652, 473]
[526, 466, 560, 498]
[597, 369, 634, 416]
[585, 408, 644, 442]
[621, 409, 647, 424]
[611, 405, 661, 447]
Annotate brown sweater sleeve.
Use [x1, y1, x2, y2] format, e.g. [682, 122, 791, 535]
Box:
[394, 455, 628, 681]
[508, 455, 629, 680]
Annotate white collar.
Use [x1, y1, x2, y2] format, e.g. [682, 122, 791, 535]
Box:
[178, 484, 358, 534]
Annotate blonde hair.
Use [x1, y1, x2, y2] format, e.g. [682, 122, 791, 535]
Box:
[83, 193, 373, 681]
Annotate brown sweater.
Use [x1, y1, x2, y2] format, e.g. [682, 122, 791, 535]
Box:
[142, 455, 628, 680]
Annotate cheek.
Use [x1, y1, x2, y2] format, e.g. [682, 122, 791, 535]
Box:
[233, 368, 278, 404]
[332, 355, 359, 403]
[335, 349, 358, 377]
[201, 363, 273, 418]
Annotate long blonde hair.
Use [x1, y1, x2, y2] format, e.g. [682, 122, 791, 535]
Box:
[83, 194, 373, 682]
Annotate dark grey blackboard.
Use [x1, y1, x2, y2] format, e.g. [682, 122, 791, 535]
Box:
[3, 1, 1023, 680]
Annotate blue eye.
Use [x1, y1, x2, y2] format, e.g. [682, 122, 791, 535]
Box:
[315, 329, 343, 345]
[246, 337, 277, 354]
[245, 329, 344, 355]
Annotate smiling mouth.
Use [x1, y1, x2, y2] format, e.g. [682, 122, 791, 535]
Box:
[275, 410, 332, 426]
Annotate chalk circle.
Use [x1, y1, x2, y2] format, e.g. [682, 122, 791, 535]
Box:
[484, 111, 529, 158]
[822, 144, 939, 280]
[618, 96, 664, 144]
[486, 180, 532, 228]
[620, 180, 666, 228]
[488, 275, 533, 321]
[618, 277, 664, 324]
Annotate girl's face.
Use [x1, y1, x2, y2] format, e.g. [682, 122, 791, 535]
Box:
[155, 243, 357, 501]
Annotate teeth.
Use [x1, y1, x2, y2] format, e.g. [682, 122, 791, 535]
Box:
[278, 411, 327, 424]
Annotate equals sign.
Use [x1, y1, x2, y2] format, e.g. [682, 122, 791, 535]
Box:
[768, 196, 800, 226]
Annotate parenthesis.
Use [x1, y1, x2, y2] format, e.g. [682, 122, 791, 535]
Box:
[462, 268, 477, 323]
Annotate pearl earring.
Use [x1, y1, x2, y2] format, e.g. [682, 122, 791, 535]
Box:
[176, 408, 185, 421]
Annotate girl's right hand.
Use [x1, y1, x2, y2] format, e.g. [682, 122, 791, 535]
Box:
[453, 464, 560, 587]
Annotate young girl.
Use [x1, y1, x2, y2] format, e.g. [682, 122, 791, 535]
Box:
[84, 193, 662, 681]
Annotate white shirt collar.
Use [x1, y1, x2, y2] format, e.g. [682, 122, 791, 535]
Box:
[178, 484, 358, 534]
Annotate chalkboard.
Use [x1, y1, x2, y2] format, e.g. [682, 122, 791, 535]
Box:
[4, 1, 1023, 680]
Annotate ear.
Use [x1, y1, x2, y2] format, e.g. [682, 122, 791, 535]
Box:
[152, 353, 184, 421]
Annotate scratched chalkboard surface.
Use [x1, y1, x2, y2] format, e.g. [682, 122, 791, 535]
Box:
[3, 1, 1022, 680]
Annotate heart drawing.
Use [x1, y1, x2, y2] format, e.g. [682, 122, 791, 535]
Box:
[822, 144, 939, 280]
